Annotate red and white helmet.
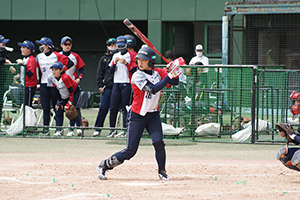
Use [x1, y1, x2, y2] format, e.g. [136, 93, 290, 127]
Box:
[290, 91, 300, 116]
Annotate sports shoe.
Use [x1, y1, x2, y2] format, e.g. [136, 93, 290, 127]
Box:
[93, 131, 100, 137]
[53, 130, 64, 136]
[107, 130, 116, 138]
[41, 131, 50, 136]
[77, 129, 82, 137]
[66, 131, 75, 137]
[114, 131, 127, 138]
[96, 165, 107, 180]
[0, 130, 5, 135]
[158, 170, 170, 181]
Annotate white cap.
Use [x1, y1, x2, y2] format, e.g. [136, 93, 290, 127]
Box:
[195, 44, 203, 51]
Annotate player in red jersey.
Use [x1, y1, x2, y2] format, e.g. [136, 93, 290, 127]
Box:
[59, 36, 85, 136]
[59, 36, 85, 84]
[17, 40, 38, 107]
[96, 46, 181, 181]
[36, 37, 74, 136]
[47, 61, 81, 136]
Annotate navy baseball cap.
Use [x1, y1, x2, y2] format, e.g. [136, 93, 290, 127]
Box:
[61, 36, 72, 44]
[116, 36, 127, 47]
[136, 46, 156, 60]
[18, 40, 35, 51]
[0, 35, 9, 44]
[50, 61, 64, 69]
[36, 37, 53, 47]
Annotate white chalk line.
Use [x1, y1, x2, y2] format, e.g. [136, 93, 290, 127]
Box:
[0, 177, 48, 184]
[41, 193, 106, 200]
[122, 182, 161, 186]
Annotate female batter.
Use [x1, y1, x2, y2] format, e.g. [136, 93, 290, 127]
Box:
[36, 37, 74, 136]
[96, 46, 181, 180]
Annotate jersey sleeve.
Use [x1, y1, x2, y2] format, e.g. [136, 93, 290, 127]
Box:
[36, 55, 41, 69]
[131, 72, 147, 91]
[155, 68, 172, 88]
[54, 52, 69, 66]
[47, 74, 55, 87]
[62, 74, 76, 101]
[73, 52, 85, 69]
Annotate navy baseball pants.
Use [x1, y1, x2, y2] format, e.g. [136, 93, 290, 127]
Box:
[114, 110, 166, 172]
[40, 83, 60, 128]
[25, 86, 36, 107]
[109, 83, 131, 128]
[94, 88, 112, 130]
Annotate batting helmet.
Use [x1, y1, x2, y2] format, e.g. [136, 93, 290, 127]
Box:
[136, 46, 156, 68]
[124, 34, 136, 48]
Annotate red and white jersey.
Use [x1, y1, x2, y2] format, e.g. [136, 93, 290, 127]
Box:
[109, 51, 131, 83]
[36, 51, 69, 84]
[127, 50, 137, 81]
[47, 73, 77, 101]
[59, 51, 85, 80]
[23, 55, 38, 87]
[131, 68, 171, 116]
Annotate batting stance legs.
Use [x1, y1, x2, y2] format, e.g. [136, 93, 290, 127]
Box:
[96, 111, 167, 180]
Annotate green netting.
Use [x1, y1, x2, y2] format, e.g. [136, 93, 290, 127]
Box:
[0, 64, 25, 136]
[157, 65, 255, 142]
[255, 69, 300, 142]
[1, 64, 293, 144]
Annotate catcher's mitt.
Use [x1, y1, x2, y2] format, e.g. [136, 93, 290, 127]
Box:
[65, 104, 78, 120]
[275, 123, 295, 144]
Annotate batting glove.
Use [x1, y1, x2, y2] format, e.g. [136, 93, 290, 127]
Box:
[167, 63, 181, 79]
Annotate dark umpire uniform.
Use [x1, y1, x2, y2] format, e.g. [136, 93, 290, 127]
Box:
[93, 39, 116, 136]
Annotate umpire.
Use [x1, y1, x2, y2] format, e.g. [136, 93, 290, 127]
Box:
[93, 38, 117, 137]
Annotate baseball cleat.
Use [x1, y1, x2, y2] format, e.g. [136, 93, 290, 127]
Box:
[53, 130, 64, 136]
[66, 131, 74, 137]
[107, 130, 117, 137]
[114, 131, 127, 138]
[158, 170, 170, 181]
[96, 166, 107, 180]
[93, 131, 100, 137]
[77, 129, 82, 136]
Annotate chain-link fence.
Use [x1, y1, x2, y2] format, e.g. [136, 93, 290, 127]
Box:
[1, 64, 296, 144]
[0, 64, 25, 136]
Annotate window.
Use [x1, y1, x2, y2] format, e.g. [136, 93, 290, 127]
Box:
[204, 23, 222, 57]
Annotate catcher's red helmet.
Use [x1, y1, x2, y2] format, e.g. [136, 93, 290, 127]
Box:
[290, 91, 300, 116]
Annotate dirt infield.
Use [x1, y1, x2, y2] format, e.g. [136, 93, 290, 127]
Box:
[1, 138, 300, 200]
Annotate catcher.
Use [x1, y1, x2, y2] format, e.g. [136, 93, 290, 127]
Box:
[47, 61, 81, 136]
[276, 92, 300, 171]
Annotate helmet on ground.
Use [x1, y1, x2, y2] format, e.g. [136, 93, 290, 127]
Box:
[124, 34, 136, 48]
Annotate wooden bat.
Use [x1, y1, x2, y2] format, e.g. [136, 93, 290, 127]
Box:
[123, 18, 169, 64]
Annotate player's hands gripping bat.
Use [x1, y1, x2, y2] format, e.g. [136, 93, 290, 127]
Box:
[123, 18, 169, 64]
[275, 123, 298, 145]
[167, 62, 181, 79]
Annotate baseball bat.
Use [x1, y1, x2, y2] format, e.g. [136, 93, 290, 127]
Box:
[123, 18, 169, 64]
